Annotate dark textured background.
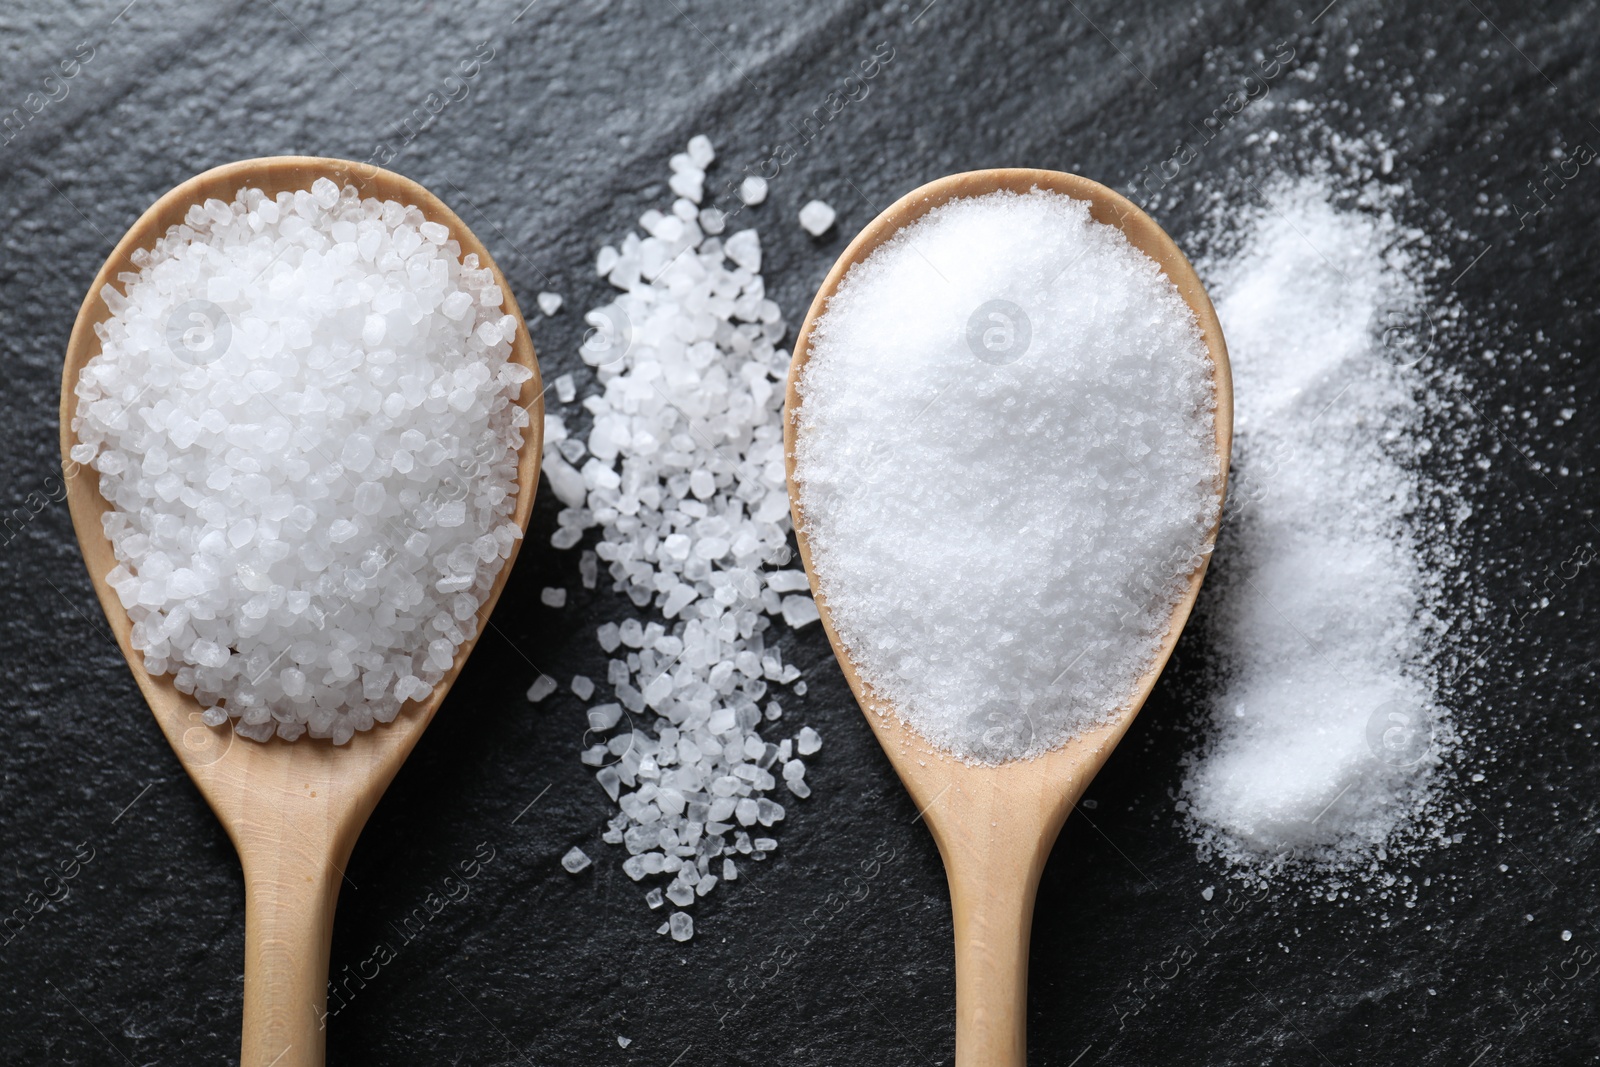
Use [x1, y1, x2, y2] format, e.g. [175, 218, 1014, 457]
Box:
[3, 0, 1599, 1063]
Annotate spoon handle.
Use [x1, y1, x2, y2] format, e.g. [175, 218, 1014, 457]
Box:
[239, 847, 343, 1067]
[946, 843, 1042, 1067]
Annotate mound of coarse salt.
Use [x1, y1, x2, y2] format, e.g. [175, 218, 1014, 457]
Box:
[793, 189, 1221, 764]
[71, 177, 530, 743]
[1180, 170, 1461, 876]
[532, 136, 821, 935]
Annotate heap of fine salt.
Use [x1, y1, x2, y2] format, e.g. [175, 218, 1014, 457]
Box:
[1180, 168, 1461, 877]
[71, 178, 530, 743]
[793, 189, 1220, 763]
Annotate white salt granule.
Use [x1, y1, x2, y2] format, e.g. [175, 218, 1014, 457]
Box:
[540, 586, 567, 608]
[739, 176, 769, 206]
[537, 136, 821, 933]
[561, 846, 592, 873]
[536, 291, 563, 316]
[526, 674, 558, 703]
[1180, 170, 1460, 876]
[798, 199, 836, 236]
[794, 189, 1219, 763]
[571, 674, 595, 700]
[72, 179, 529, 743]
[553, 373, 576, 404]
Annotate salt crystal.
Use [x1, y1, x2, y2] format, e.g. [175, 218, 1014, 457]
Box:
[669, 911, 694, 941]
[798, 199, 836, 236]
[686, 134, 715, 168]
[797, 726, 821, 756]
[780, 595, 819, 629]
[536, 291, 563, 316]
[571, 675, 596, 700]
[561, 846, 592, 873]
[554, 373, 576, 403]
[739, 175, 769, 206]
[526, 675, 558, 703]
[541, 587, 567, 608]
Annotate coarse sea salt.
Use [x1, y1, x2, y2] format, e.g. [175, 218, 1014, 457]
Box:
[1180, 166, 1466, 880]
[793, 189, 1220, 763]
[535, 137, 821, 934]
[71, 178, 529, 743]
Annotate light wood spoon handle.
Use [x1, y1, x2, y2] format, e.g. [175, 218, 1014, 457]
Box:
[948, 841, 1040, 1066]
[239, 836, 347, 1066]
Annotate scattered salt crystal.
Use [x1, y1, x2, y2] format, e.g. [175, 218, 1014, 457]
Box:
[536, 138, 820, 920]
[798, 199, 836, 235]
[780, 595, 819, 629]
[797, 726, 821, 756]
[526, 675, 558, 703]
[739, 175, 769, 206]
[554, 373, 576, 404]
[571, 675, 595, 700]
[669, 911, 694, 941]
[646, 887, 664, 909]
[72, 181, 527, 743]
[541, 587, 567, 608]
[561, 846, 592, 874]
[686, 134, 715, 168]
[793, 189, 1217, 762]
[536, 291, 563, 316]
[617, 1036, 632, 1049]
[1201, 885, 1214, 901]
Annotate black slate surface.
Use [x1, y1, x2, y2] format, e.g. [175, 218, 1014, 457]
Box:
[3, 0, 1599, 1063]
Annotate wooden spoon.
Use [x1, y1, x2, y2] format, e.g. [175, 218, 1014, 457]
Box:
[783, 169, 1231, 1066]
[57, 157, 543, 1067]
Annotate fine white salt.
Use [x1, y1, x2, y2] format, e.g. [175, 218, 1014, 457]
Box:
[72, 178, 530, 743]
[1179, 165, 1464, 878]
[793, 189, 1220, 762]
[798, 199, 836, 236]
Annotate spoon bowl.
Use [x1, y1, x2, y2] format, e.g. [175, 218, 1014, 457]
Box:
[784, 168, 1231, 1067]
[58, 156, 542, 1067]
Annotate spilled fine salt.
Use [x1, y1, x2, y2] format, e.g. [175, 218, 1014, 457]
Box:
[537, 137, 820, 935]
[793, 189, 1220, 763]
[71, 178, 528, 743]
[1180, 163, 1468, 880]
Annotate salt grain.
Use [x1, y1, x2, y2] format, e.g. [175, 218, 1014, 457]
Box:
[794, 189, 1218, 762]
[536, 291, 563, 316]
[561, 846, 592, 873]
[798, 199, 836, 236]
[541, 587, 567, 608]
[739, 176, 769, 206]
